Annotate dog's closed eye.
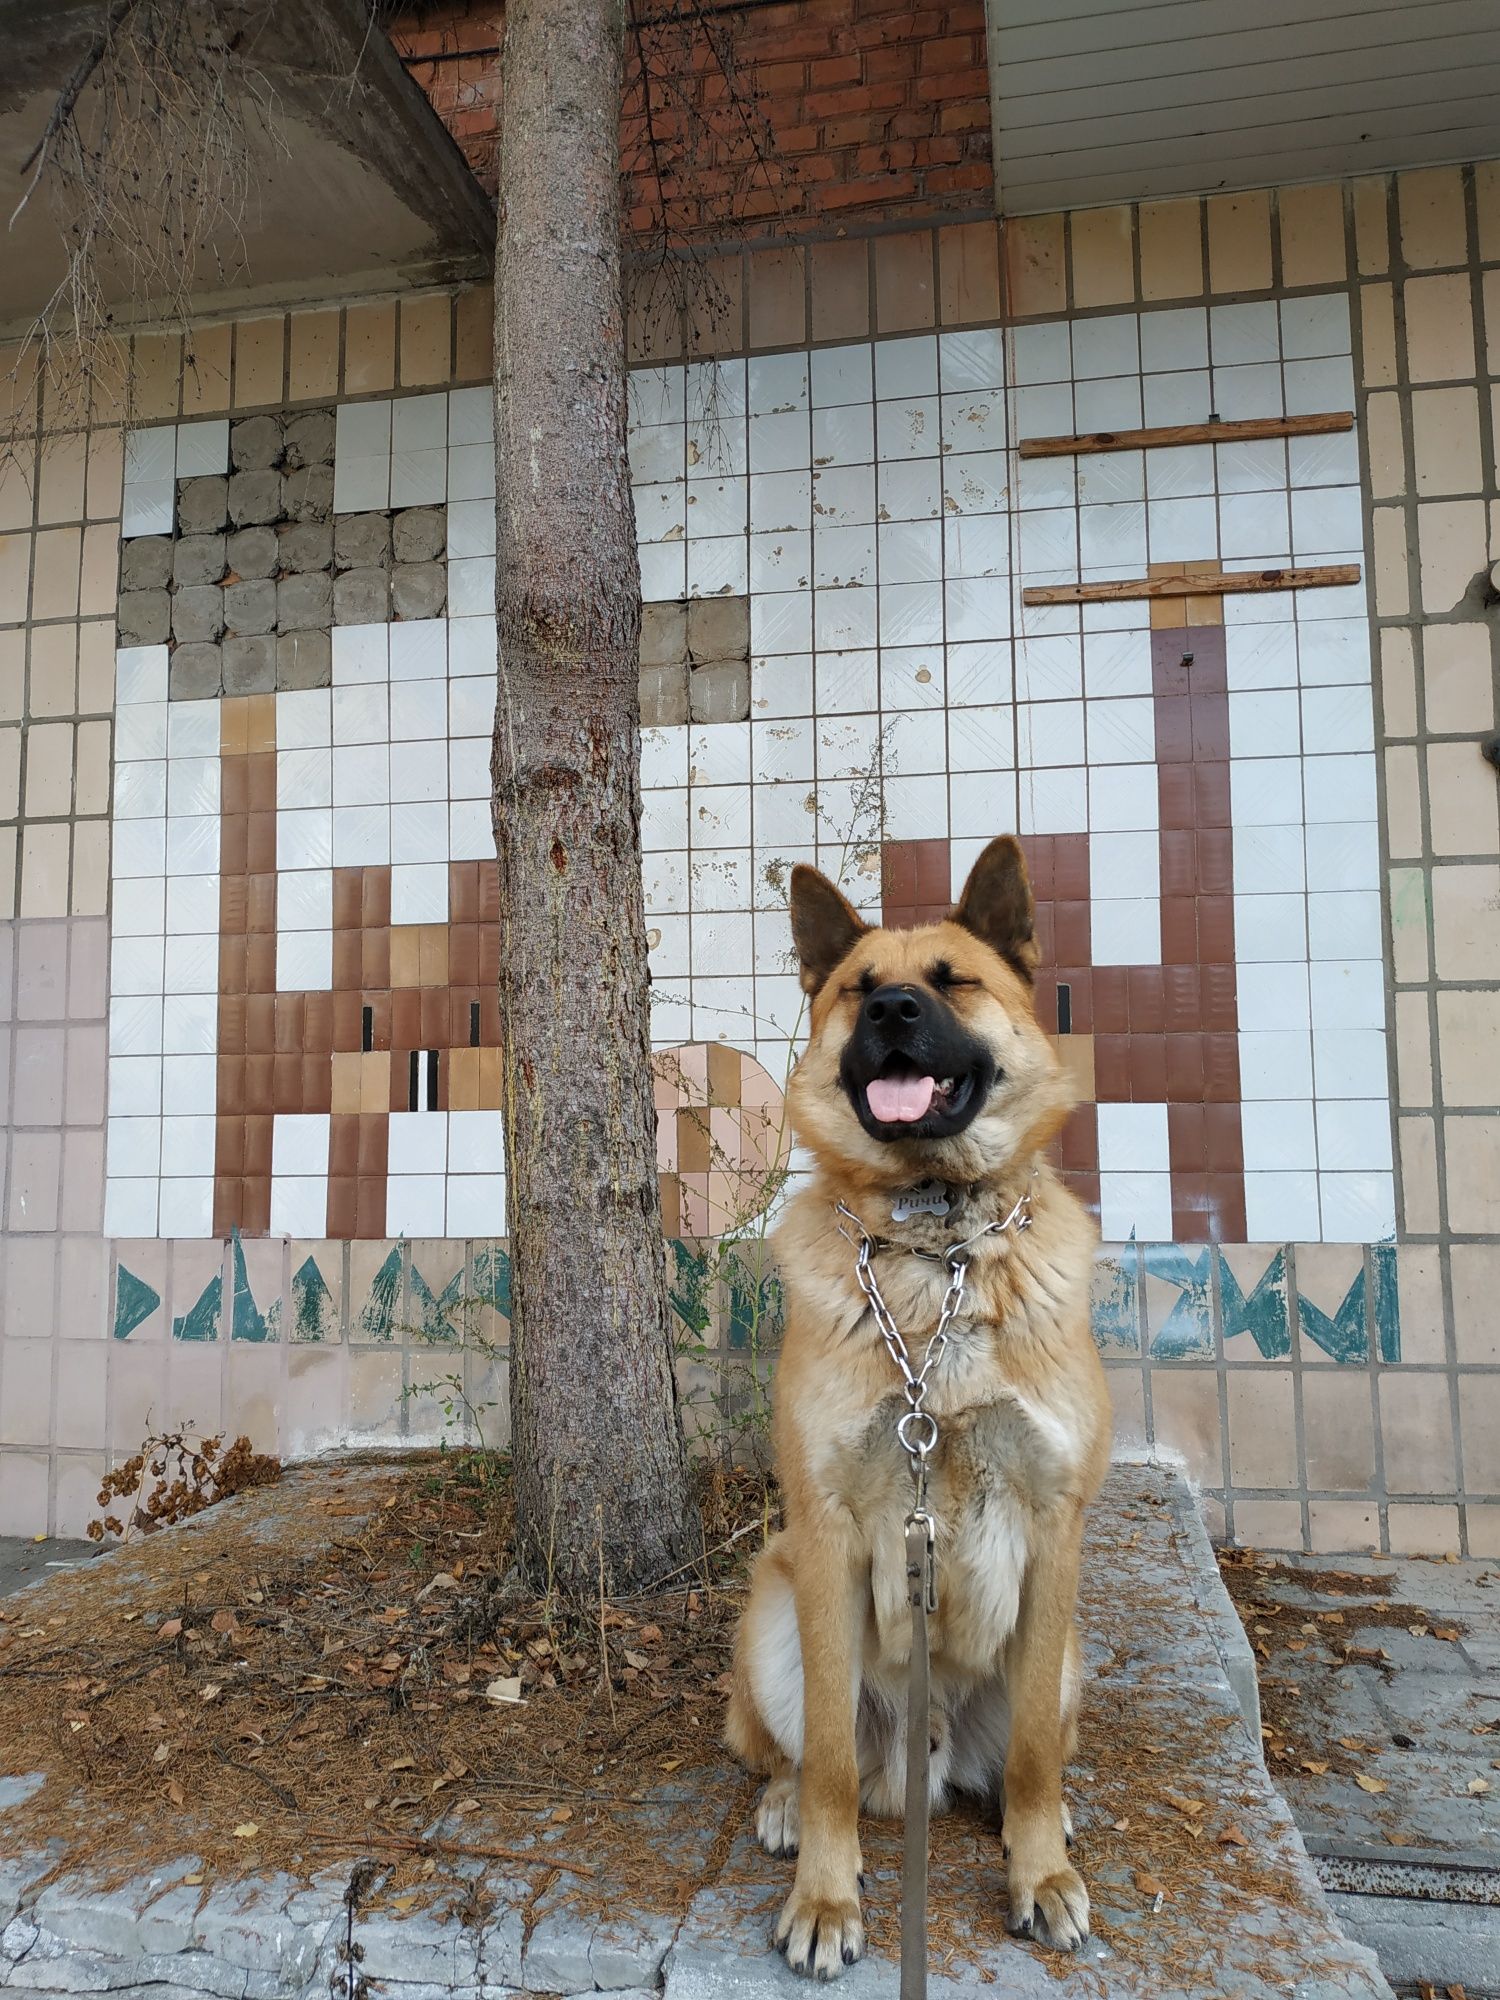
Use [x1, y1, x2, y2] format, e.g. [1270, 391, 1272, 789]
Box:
[928, 960, 979, 992]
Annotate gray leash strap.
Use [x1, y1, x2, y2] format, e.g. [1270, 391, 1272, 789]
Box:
[901, 1502, 936, 2000]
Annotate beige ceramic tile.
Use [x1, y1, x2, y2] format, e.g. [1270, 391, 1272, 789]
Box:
[1352, 176, 1391, 275]
[286, 1347, 350, 1453]
[28, 620, 77, 718]
[0, 629, 22, 720]
[399, 293, 453, 387]
[1069, 205, 1135, 307]
[1398, 165, 1470, 271]
[53, 1343, 106, 1450]
[685, 254, 745, 357]
[129, 332, 181, 422]
[809, 240, 870, 342]
[53, 1452, 108, 1538]
[1466, 1506, 1500, 1557]
[0, 343, 39, 437]
[19, 823, 70, 917]
[1426, 740, 1500, 857]
[85, 430, 123, 521]
[1483, 271, 1500, 378]
[1003, 213, 1066, 317]
[1432, 863, 1500, 978]
[0, 1452, 50, 1536]
[36, 435, 86, 525]
[627, 269, 682, 364]
[1357, 281, 1397, 387]
[873, 232, 935, 333]
[1445, 1115, 1500, 1234]
[936, 221, 1001, 327]
[74, 719, 110, 816]
[1403, 273, 1475, 383]
[1138, 197, 1202, 300]
[1277, 181, 1346, 288]
[1307, 1499, 1380, 1552]
[0, 825, 14, 918]
[1423, 622, 1495, 734]
[287, 309, 340, 403]
[1206, 189, 1272, 293]
[747, 247, 807, 350]
[0, 1340, 51, 1448]
[1390, 862, 1432, 971]
[0, 534, 32, 625]
[1226, 1368, 1297, 1487]
[1438, 990, 1500, 1108]
[69, 820, 107, 917]
[1451, 1243, 1500, 1362]
[1411, 387, 1481, 497]
[1383, 746, 1423, 862]
[1398, 1114, 1440, 1234]
[1301, 1370, 1375, 1489]
[76, 623, 113, 714]
[180, 323, 232, 417]
[344, 301, 397, 395]
[0, 448, 34, 534]
[24, 721, 73, 816]
[86, 339, 128, 430]
[233, 316, 286, 409]
[1477, 160, 1500, 262]
[1458, 1373, 1500, 1495]
[1387, 1501, 1460, 1555]
[1362, 391, 1405, 500]
[1105, 1365, 1146, 1450]
[41, 342, 90, 434]
[1379, 628, 1417, 735]
[348, 1347, 404, 1436]
[1394, 1243, 1446, 1365]
[1393, 990, 1433, 1109]
[454, 286, 494, 382]
[1148, 1367, 1222, 1485]
[1370, 507, 1409, 619]
[1417, 500, 1487, 618]
[30, 526, 81, 622]
[80, 523, 119, 617]
[0, 726, 18, 817]
[1379, 1370, 1456, 1493]
[1230, 1499, 1303, 1549]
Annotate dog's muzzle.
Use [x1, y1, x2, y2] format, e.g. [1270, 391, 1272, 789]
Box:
[839, 983, 995, 1143]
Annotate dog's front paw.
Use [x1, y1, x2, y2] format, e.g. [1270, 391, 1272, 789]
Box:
[1004, 1857, 1090, 1952]
[756, 1774, 800, 1857]
[774, 1884, 864, 1980]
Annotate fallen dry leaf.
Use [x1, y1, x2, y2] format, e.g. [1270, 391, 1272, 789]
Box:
[1466, 1777, 1490, 1795]
[1355, 1774, 1388, 1795]
[1300, 1760, 1330, 1775]
[550, 1806, 574, 1824]
[158, 1619, 182, 1641]
[1161, 1789, 1205, 1817]
[232, 1823, 259, 1839]
[1133, 1870, 1168, 1902]
[1218, 1825, 1249, 1848]
[484, 1676, 525, 1704]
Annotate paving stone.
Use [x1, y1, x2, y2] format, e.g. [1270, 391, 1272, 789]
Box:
[222, 578, 277, 638]
[277, 573, 332, 633]
[640, 660, 689, 727]
[225, 527, 278, 582]
[230, 416, 284, 473]
[276, 521, 333, 574]
[0, 1775, 43, 1817]
[227, 470, 282, 529]
[689, 658, 750, 724]
[222, 636, 275, 696]
[120, 538, 173, 591]
[281, 410, 335, 469]
[391, 562, 446, 621]
[280, 466, 333, 525]
[687, 593, 749, 664]
[116, 589, 170, 646]
[172, 535, 227, 588]
[177, 477, 228, 535]
[333, 569, 390, 625]
[334, 513, 391, 569]
[640, 599, 687, 669]
[352, 1907, 483, 1987]
[171, 586, 225, 644]
[393, 508, 446, 563]
[276, 630, 331, 691]
[169, 645, 223, 701]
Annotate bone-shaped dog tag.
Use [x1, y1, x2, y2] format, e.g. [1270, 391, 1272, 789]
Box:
[891, 1179, 951, 1222]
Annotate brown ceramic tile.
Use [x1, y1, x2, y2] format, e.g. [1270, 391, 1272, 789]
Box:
[219, 935, 248, 995]
[1054, 899, 1090, 963]
[246, 811, 276, 874]
[244, 1116, 272, 1177]
[328, 1113, 359, 1179]
[243, 873, 274, 936]
[1201, 965, 1238, 1031]
[361, 928, 390, 989]
[1162, 966, 1201, 1032]
[1058, 1101, 1098, 1172]
[1094, 1034, 1129, 1100]
[1154, 695, 1194, 762]
[449, 1046, 479, 1111]
[478, 861, 500, 925]
[390, 928, 419, 988]
[366, 991, 392, 1051]
[245, 993, 275, 1052]
[1204, 1103, 1244, 1173]
[1157, 765, 1196, 830]
[478, 1044, 502, 1102]
[449, 860, 479, 926]
[332, 992, 362, 1051]
[1158, 829, 1196, 898]
[1166, 1034, 1206, 1102]
[1032, 903, 1055, 962]
[217, 875, 246, 938]
[1161, 897, 1197, 964]
[334, 868, 362, 931]
[1128, 1034, 1167, 1100]
[1126, 966, 1166, 1033]
[362, 866, 391, 930]
[914, 838, 952, 903]
[221, 814, 249, 876]
[1093, 966, 1130, 1033]
[389, 1050, 408, 1113]
[331, 1051, 362, 1114]
[1193, 763, 1230, 827]
[479, 928, 500, 987]
[272, 1053, 304, 1113]
[333, 931, 361, 991]
[217, 1056, 245, 1115]
[1197, 897, 1236, 963]
[449, 987, 481, 1046]
[219, 994, 248, 1057]
[356, 1177, 386, 1237]
[213, 1178, 238, 1237]
[445, 926, 477, 989]
[360, 1052, 390, 1115]
[392, 988, 421, 1050]
[246, 932, 276, 994]
[1058, 967, 1093, 1034]
[1024, 835, 1054, 898]
[216, 1114, 245, 1177]
[304, 991, 334, 1053]
[1052, 834, 1090, 901]
[418, 924, 449, 987]
[1207, 1174, 1246, 1241]
[881, 841, 916, 908]
[479, 991, 502, 1046]
[357, 1113, 388, 1177]
[222, 757, 250, 817]
[420, 990, 448, 1046]
[1172, 1176, 1215, 1243]
[327, 1177, 358, 1239]
[274, 994, 304, 1054]
[303, 1057, 331, 1113]
[1168, 1101, 1206, 1168]
[220, 698, 250, 758]
[246, 1053, 275, 1114]
[1061, 1169, 1100, 1216]
[240, 1175, 271, 1234]
[244, 693, 276, 753]
[1203, 1032, 1241, 1101]
[1196, 828, 1233, 897]
[244, 750, 276, 812]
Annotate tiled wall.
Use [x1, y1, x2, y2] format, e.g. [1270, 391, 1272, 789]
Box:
[1, 167, 1498, 1557]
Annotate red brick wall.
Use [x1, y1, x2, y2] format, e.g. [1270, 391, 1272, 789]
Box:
[389, 0, 993, 242]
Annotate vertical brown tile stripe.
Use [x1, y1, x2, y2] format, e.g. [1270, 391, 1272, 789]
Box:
[1028, 833, 1100, 1215]
[880, 837, 952, 928]
[1150, 621, 1246, 1243]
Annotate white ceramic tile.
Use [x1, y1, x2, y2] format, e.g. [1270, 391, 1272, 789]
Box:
[1090, 897, 1161, 966]
[749, 531, 811, 592]
[1219, 489, 1290, 561]
[1315, 1098, 1393, 1173]
[1310, 957, 1386, 1031]
[161, 993, 217, 1056]
[390, 391, 446, 453]
[390, 861, 449, 926]
[943, 451, 1007, 516]
[1235, 892, 1308, 963]
[447, 1176, 507, 1237]
[1074, 376, 1142, 432]
[277, 927, 332, 991]
[885, 772, 949, 839]
[1244, 1170, 1320, 1242]
[1071, 314, 1139, 380]
[114, 761, 167, 820]
[1089, 829, 1159, 898]
[750, 470, 812, 535]
[388, 801, 446, 865]
[687, 476, 749, 539]
[164, 814, 219, 876]
[278, 868, 332, 931]
[689, 720, 751, 787]
[1297, 618, 1370, 685]
[942, 515, 1006, 581]
[104, 1177, 159, 1236]
[1017, 699, 1084, 768]
[1304, 821, 1380, 894]
[749, 410, 811, 475]
[388, 1110, 448, 1177]
[1089, 763, 1158, 832]
[448, 497, 497, 558]
[162, 934, 218, 995]
[175, 419, 229, 477]
[111, 817, 167, 879]
[276, 687, 332, 747]
[1099, 1172, 1173, 1244]
[390, 737, 448, 804]
[881, 707, 948, 774]
[1280, 294, 1351, 361]
[449, 799, 492, 861]
[643, 791, 687, 856]
[448, 557, 496, 616]
[944, 575, 1007, 644]
[938, 327, 1004, 393]
[1317, 1171, 1394, 1243]
[1083, 628, 1152, 698]
[337, 399, 392, 457]
[1312, 1026, 1388, 1098]
[748, 351, 809, 416]
[125, 426, 176, 484]
[1303, 750, 1376, 824]
[689, 783, 752, 848]
[810, 344, 873, 408]
[1139, 307, 1208, 373]
[877, 645, 942, 711]
[1213, 362, 1283, 420]
[332, 456, 389, 513]
[107, 1114, 161, 1178]
[115, 702, 168, 762]
[1216, 437, 1286, 494]
[386, 1175, 445, 1238]
[1290, 485, 1363, 557]
[112, 877, 166, 937]
[1224, 622, 1298, 691]
[277, 747, 333, 809]
[814, 588, 878, 651]
[1228, 688, 1300, 758]
[629, 422, 686, 484]
[1288, 429, 1360, 489]
[1210, 300, 1279, 366]
[390, 680, 448, 743]
[1231, 756, 1305, 827]
[116, 645, 169, 706]
[1019, 765, 1086, 836]
[1014, 632, 1081, 702]
[1237, 1029, 1314, 1100]
[1233, 824, 1306, 894]
[1085, 693, 1156, 764]
[1017, 505, 1078, 574]
[1142, 372, 1210, 427]
[445, 1109, 504, 1176]
[1237, 959, 1311, 1031]
[1010, 321, 1070, 385]
[1097, 1101, 1170, 1176]
[874, 335, 938, 401]
[639, 541, 685, 601]
[390, 620, 446, 682]
[449, 385, 494, 445]
[161, 1055, 215, 1116]
[268, 1176, 327, 1239]
[1016, 452, 1076, 511]
[332, 684, 389, 745]
[165, 875, 219, 935]
[332, 804, 391, 868]
[1077, 449, 1145, 506]
[688, 536, 750, 598]
[1078, 502, 1147, 571]
[1146, 494, 1217, 564]
[447, 442, 495, 502]
[1300, 683, 1373, 755]
[108, 1055, 162, 1116]
[1284, 356, 1355, 416]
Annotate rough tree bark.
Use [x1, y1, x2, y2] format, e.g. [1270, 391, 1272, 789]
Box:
[492, 0, 696, 1595]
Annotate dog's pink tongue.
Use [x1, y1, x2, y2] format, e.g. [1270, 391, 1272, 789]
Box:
[867, 1073, 936, 1123]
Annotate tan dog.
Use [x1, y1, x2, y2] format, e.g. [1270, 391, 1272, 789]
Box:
[726, 836, 1111, 1979]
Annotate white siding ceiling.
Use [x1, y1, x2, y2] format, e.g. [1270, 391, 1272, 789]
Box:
[986, 0, 1500, 213]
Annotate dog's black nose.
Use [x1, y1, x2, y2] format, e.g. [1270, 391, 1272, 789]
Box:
[864, 984, 925, 1032]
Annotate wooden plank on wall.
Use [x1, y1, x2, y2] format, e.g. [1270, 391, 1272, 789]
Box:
[1019, 411, 1355, 459]
[1021, 564, 1361, 607]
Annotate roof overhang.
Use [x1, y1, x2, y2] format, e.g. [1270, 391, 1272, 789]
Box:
[986, 0, 1500, 214]
[0, 0, 494, 337]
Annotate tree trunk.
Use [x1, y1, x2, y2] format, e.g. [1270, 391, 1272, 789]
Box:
[492, 0, 695, 1596]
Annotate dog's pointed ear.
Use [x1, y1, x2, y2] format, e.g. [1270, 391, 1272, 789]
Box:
[951, 837, 1038, 981]
[789, 864, 868, 995]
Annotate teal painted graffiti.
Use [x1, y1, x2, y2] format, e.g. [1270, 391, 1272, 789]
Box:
[1090, 1251, 1140, 1354]
[1142, 1244, 1214, 1359]
[470, 1245, 511, 1318]
[113, 1267, 161, 1341]
[1371, 1244, 1401, 1364]
[356, 1246, 403, 1341]
[291, 1256, 338, 1343]
[1218, 1248, 1291, 1360]
[173, 1274, 222, 1342]
[1298, 1267, 1369, 1362]
[229, 1230, 275, 1342]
